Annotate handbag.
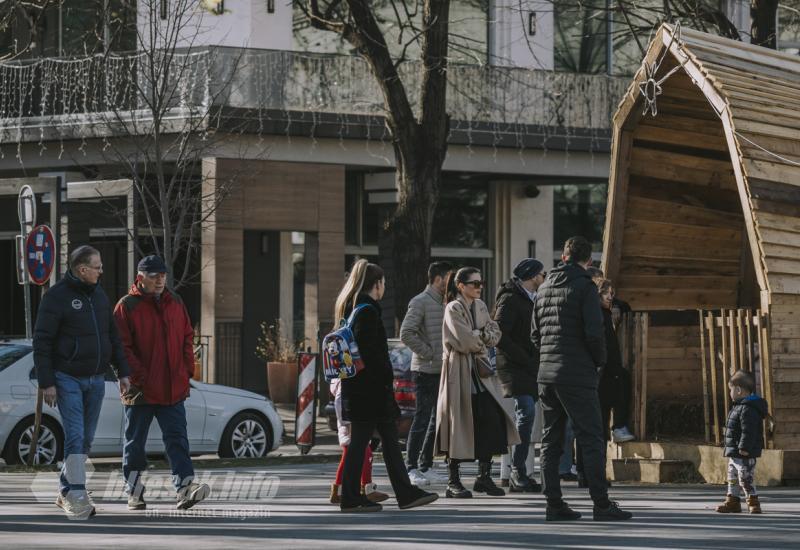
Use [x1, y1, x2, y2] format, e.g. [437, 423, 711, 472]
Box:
[473, 354, 495, 378]
[467, 302, 495, 378]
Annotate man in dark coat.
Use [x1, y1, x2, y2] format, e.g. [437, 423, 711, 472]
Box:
[33, 245, 130, 518]
[493, 258, 545, 492]
[532, 236, 632, 522]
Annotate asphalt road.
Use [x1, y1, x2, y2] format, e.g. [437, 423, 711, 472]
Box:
[0, 461, 798, 550]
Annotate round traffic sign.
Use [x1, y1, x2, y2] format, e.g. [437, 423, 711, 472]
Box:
[26, 225, 56, 285]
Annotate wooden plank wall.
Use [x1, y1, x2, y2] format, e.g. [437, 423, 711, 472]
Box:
[647, 324, 703, 399]
[616, 70, 746, 310]
[766, 295, 800, 449]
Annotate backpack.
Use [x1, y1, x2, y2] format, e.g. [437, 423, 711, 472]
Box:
[322, 304, 375, 382]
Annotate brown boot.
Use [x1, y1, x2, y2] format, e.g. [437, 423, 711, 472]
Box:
[329, 483, 340, 504]
[716, 494, 742, 513]
[362, 483, 389, 503]
[747, 495, 762, 514]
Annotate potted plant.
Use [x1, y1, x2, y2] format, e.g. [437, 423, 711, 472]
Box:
[255, 321, 300, 404]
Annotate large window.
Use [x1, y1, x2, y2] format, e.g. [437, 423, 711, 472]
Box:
[0, 1, 136, 58]
[554, 1, 609, 74]
[779, 2, 800, 54]
[552, 182, 607, 264]
[293, 0, 489, 64]
[345, 170, 493, 280]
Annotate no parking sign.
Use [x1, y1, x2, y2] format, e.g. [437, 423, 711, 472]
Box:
[25, 225, 55, 286]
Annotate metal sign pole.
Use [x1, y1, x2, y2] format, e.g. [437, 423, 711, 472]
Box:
[18, 185, 36, 340]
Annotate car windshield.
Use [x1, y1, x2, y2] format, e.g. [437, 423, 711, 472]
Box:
[0, 344, 32, 373]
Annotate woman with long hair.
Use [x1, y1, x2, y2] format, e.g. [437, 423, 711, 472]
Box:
[435, 267, 520, 498]
[334, 259, 439, 512]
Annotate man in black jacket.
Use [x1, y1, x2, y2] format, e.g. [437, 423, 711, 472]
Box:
[33, 245, 130, 519]
[532, 237, 632, 522]
[494, 258, 545, 493]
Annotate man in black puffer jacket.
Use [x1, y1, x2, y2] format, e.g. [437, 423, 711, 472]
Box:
[532, 236, 631, 522]
[493, 258, 545, 493]
[33, 245, 129, 518]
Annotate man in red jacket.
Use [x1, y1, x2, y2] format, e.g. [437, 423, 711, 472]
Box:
[114, 255, 210, 511]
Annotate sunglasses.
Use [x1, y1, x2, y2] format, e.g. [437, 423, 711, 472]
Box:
[463, 280, 484, 289]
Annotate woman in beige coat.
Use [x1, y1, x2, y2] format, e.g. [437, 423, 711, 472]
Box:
[435, 267, 521, 498]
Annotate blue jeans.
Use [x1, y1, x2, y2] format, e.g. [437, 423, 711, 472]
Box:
[560, 420, 575, 475]
[123, 401, 195, 495]
[405, 372, 439, 471]
[511, 394, 536, 478]
[54, 371, 105, 495]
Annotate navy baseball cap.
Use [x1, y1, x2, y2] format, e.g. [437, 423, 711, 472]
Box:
[137, 255, 168, 273]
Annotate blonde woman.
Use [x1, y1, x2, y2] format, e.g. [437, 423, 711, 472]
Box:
[334, 259, 438, 513]
[435, 267, 520, 498]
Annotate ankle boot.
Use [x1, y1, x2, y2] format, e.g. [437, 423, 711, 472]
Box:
[329, 483, 340, 504]
[361, 483, 389, 503]
[473, 461, 505, 496]
[746, 495, 762, 514]
[445, 460, 472, 498]
[716, 494, 742, 513]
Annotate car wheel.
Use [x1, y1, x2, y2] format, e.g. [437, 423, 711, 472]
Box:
[219, 412, 273, 459]
[5, 416, 63, 465]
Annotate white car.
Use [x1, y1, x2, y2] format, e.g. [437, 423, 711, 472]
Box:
[0, 341, 284, 465]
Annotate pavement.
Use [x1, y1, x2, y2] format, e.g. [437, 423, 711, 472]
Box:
[1, 460, 799, 550]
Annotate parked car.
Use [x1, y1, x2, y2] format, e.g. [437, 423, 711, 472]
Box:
[0, 341, 284, 465]
[324, 338, 416, 439]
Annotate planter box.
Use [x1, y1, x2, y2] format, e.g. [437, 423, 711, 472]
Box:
[267, 361, 297, 404]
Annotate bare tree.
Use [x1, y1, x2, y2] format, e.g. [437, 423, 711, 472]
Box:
[85, 0, 261, 291]
[295, 0, 452, 323]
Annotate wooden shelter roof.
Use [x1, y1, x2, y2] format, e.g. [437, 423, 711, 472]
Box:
[604, 24, 800, 302]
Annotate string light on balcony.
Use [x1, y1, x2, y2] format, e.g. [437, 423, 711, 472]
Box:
[0, 50, 623, 167]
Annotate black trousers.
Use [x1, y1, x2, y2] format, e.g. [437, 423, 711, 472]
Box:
[539, 383, 608, 505]
[341, 419, 417, 506]
[600, 369, 632, 432]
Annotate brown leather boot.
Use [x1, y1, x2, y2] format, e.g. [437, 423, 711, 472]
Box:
[747, 495, 762, 514]
[362, 483, 389, 503]
[716, 494, 742, 513]
[329, 483, 340, 504]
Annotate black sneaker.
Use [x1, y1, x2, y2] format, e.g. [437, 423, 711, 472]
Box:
[340, 499, 383, 513]
[593, 501, 633, 521]
[546, 501, 582, 521]
[399, 489, 439, 510]
[509, 474, 542, 493]
[560, 472, 578, 482]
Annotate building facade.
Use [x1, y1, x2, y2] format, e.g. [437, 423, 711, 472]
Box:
[1, 0, 786, 393]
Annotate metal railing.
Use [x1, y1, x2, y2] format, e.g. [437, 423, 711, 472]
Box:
[0, 48, 629, 142]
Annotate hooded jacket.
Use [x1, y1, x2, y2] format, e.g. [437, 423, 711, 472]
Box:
[532, 262, 606, 388]
[113, 284, 195, 406]
[493, 279, 538, 397]
[724, 394, 768, 458]
[33, 271, 129, 388]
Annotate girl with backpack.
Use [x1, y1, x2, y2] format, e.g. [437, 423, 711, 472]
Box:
[333, 259, 439, 512]
[328, 377, 388, 505]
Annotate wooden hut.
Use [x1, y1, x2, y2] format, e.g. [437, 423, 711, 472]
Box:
[602, 23, 800, 460]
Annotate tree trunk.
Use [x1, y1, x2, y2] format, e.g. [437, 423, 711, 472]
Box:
[751, 0, 779, 48]
[378, 156, 442, 332]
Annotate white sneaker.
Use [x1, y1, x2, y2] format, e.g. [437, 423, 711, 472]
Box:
[407, 468, 430, 487]
[176, 482, 211, 510]
[420, 467, 447, 484]
[612, 427, 635, 443]
[56, 491, 94, 520]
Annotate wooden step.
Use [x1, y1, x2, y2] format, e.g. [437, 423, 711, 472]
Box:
[611, 458, 699, 483]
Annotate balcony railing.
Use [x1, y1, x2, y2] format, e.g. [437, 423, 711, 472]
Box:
[0, 48, 629, 144]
